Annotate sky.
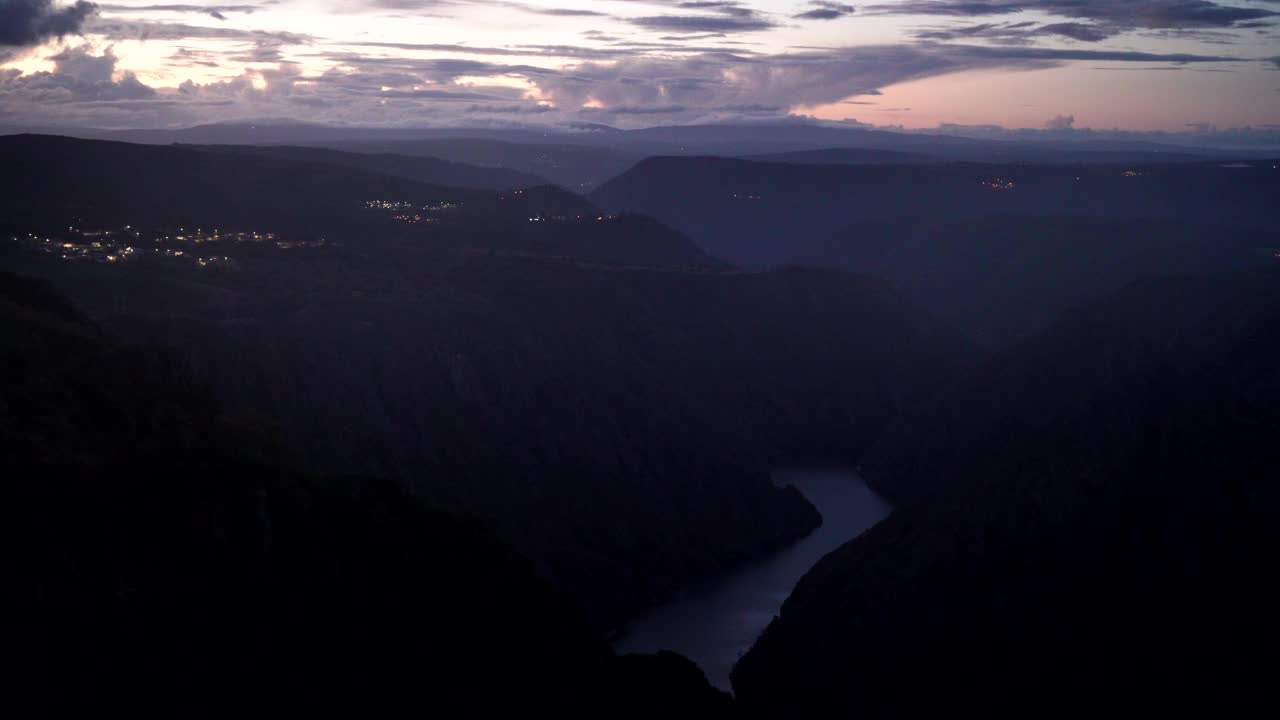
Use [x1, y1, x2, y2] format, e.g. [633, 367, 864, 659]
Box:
[1, 0, 1278, 133]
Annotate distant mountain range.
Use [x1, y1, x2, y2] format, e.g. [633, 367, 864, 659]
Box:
[5, 120, 1269, 191]
[593, 155, 1279, 257]
[188, 143, 550, 190]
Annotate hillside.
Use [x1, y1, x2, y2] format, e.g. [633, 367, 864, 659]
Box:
[746, 148, 929, 165]
[0, 270, 741, 712]
[188, 143, 551, 190]
[326, 138, 643, 191]
[0, 134, 485, 234]
[802, 215, 1277, 348]
[733, 269, 1280, 710]
[0, 134, 714, 269]
[591, 156, 1280, 269]
[5, 240, 978, 623]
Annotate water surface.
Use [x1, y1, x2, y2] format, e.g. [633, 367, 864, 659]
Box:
[614, 468, 890, 690]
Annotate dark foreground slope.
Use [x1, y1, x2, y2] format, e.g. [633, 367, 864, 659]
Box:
[0, 271, 733, 713]
[734, 270, 1280, 710]
[0, 134, 976, 624]
[8, 247, 975, 622]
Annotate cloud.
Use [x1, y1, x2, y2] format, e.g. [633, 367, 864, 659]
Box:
[490, 1, 609, 17]
[95, 4, 265, 17]
[0, 0, 1267, 133]
[657, 32, 726, 40]
[628, 2, 778, 33]
[628, 14, 775, 32]
[865, 0, 1280, 41]
[795, 2, 856, 21]
[676, 2, 756, 17]
[915, 19, 1115, 42]
[531, 43, 1239, 119]
[85, 16, 311, 44]
[463, 102, 554, 114]
[1, 0, 97, 46]
[1037, 22, 1111, 42]
[1043, 112, 1073, 129]
[0, 44, 154, 107]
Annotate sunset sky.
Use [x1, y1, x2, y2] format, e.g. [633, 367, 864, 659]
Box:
[2, 0, 1278, 132]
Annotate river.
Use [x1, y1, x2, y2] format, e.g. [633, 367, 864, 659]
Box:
[613, 468, 891, 691]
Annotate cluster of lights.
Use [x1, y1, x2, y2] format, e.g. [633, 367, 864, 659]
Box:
[731, 193, 762, 201]
[274, 239, 328, 249]
[10, 232, 140, 264]
[365, 200, 415, 211]
[393, 214, 441, 224]
[9, 222, 318, 269]
[423, 201, 461, 212]
[981, 178, 1017, 191]
[161, 228, 275, 244]
[526, 214, 620, 223]
[365, 200, 462, 213]
[196, 256, 235, 268]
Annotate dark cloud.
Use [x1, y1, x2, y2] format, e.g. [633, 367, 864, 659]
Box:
[464, 102, 554, 114]
[795, 1, 856, 20]
[629, 1, 777, 33]
[96, 4, 265, 16]
[657, 32, 726, 40]
[494, 1, 608, 17]
[1, 0, 97, 46]
[1037, 22, 1111, 42]
[527, 7, 605, 16]
[1043, 112, 1073, 129]
[366, 0, 609, 17]
[915, 19, 1113, 42]
[226, 34, 294, 62]
[627, 14, 776, 32]
[677, 2, 755, 17]
[170, 46, 220, 67]
[606, 40, 759, 55]
[85, 16, 311, 45]
[0, 44, 154, 109]
[585, 103, 687, 114]
[865, 0, 1279, 38]
[341, 40, 629, 60]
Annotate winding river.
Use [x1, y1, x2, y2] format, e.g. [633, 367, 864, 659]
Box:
[614, 468, 891, 690]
